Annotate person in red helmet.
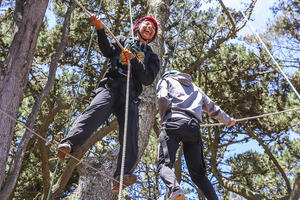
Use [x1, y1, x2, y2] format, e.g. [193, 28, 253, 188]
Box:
[133, 17, 158, 43]
[56, 15, 160, 192]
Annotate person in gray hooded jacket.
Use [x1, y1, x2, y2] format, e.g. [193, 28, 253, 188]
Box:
[156, 70, 235, 200]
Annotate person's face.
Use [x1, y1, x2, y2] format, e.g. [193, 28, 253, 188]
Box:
[138, 20, 156, 41]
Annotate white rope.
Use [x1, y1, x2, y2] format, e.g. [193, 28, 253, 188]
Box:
[0, 104, 298, 197]
[199, 107, 300, 127]
[240, 10, 300, 100]
[0, 107, 155, 200]
[118, 0, 135, 198]
[73, 0, 126, 52]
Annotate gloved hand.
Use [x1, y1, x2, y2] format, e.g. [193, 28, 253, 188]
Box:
[229, 119, 236, 127]
[90, 15, 104, 30]
[123, 49, 134, 61]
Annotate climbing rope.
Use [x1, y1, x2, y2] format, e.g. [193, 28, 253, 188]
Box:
[74, 0, 126, 52]
[118, 0, 135, 199]
[240, 10, 300, 100]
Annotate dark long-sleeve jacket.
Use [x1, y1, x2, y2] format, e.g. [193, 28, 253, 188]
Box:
[96, 29, 160, 99]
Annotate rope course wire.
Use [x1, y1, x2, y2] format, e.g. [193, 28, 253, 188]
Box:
[199, 107, 300, 127]
[240, 10, 300, 100]
[0, 106, 155, 200]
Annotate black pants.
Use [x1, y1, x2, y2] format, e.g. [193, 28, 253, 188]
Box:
[61, 85, 139, 178]
[158, 117, 218, 200]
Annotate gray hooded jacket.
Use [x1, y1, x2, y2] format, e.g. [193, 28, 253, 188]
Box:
[156, 72, 233, 125]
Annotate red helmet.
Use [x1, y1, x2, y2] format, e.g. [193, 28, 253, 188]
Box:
[133, 17, 158, 43]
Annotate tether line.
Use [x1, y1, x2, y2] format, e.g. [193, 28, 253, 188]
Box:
[118, 0, 135, 199]
[240, 10, 300, 100]
[0, 111, 156, 200]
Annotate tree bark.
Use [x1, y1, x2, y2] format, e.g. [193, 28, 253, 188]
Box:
[0, 0, 49, 190]
[49, 120, 119, 199]
[38, 100, 70, 200]
[289, 168, 300, 200]
[210, 128, 269, 200]
[0, 2, 75, 199]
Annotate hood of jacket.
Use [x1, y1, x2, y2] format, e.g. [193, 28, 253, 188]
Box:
[168, 72, 193, 87]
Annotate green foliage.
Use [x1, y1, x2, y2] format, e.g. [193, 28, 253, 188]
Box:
[0, 7, 13, 60]
[1, 0, 299, 199]
[226, 138, 300, 199]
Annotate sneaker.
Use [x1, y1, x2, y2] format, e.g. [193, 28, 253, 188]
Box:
[169, 189, 185, 200]
[111, 174, 137, 193]
[57, 142, 71, 161]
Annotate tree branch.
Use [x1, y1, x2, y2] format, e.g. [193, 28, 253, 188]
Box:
[245, 126, 292, 193]
[0, 2, 75, 199]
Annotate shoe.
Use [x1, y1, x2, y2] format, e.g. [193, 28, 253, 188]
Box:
[111, 174, 137, 193]
[57, 142, 71, 161]
[169, 189, 185, 200]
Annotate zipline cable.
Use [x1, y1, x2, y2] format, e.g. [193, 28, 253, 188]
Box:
[240, 10, 300, 100]
[46, 1, 103, 199]
[118, 0, 135, 198]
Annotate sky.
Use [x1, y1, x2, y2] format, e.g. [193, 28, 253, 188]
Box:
[223, 0, 277, 31]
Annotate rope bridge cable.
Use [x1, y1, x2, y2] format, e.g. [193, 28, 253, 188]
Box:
[199, 107, 300, 127]
[73, 0, 145, 63]
[0, 103, 299, 198]
[0, 107, 156, 200]
[239, 10, 300, 100]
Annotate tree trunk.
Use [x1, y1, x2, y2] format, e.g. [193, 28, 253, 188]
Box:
[0, 0, 49, 189]
[289, 168, 300, 200]
[57, 0, 171, 199]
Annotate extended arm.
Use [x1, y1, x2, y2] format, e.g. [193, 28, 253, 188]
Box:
[201, 89, 235, 126]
